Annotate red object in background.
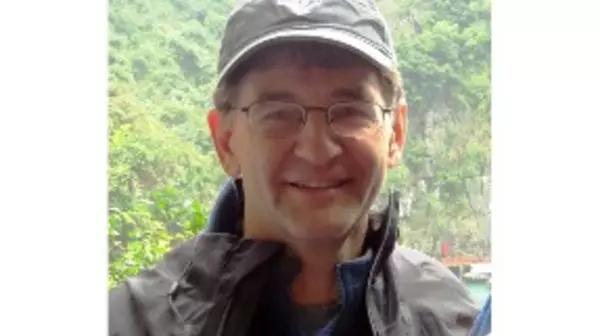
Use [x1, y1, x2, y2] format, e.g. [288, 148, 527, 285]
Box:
[441, 242, 450, 257]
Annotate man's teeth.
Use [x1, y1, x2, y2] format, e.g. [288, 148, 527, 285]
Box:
[292, 181, 343, 188]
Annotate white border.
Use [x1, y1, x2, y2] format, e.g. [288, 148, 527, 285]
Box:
[1, 0, 599, 335]
[493, 0, 600, 334]
[0, 0, 108, 335]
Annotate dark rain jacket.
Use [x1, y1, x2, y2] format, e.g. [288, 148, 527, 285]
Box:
[109, 178, 479, 336]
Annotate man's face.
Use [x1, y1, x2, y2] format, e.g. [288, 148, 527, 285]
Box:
[209, 52, 406, 242]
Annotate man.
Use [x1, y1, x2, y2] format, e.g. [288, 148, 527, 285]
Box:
[109, 0, 479, 335]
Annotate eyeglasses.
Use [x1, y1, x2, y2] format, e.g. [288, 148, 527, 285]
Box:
[232, 101, 393, 139]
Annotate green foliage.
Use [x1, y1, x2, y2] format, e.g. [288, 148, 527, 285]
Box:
[379, 0, 491, 256]
[108, 0, 491, 288]
[108, 0, 233, 287]
[108, 187, 208, 287]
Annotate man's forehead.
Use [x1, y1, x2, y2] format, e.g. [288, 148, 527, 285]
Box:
[254, 85, 377, 102]
[242, 66, 383, 104]
[226, 40, 390, 105]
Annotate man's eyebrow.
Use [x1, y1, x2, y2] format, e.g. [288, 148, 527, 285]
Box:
[256, 90, 296, 102]
[331, 87, 372, 101]
[255, 87, 373, 102]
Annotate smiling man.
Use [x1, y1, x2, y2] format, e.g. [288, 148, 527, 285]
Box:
[109, 0, 479, 335]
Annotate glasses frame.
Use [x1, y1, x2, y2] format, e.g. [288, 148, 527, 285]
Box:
[231, 100, 394, 138]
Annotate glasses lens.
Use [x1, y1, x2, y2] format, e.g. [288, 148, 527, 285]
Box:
[329, 102, 381, 136]
[249, 102, 304, 138]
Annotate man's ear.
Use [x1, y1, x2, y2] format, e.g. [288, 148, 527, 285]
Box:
[387, 99, 407, 168]
[207, 109, 240, 176]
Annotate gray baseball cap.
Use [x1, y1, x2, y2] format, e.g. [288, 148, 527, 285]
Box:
[217, 0, 398, 86]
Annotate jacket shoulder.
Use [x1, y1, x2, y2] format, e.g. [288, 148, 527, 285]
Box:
[109, 281, 150, 336]
[389, 245, 480, 334]
[108, 238, 197, 336]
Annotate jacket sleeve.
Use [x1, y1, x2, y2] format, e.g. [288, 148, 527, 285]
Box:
[109, 282, 149, 336]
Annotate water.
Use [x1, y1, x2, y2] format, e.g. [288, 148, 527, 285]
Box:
[466, 281, 491, 308]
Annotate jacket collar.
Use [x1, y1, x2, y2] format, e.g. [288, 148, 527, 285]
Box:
[173, 178, 403, 335]
[204, 177, 400, 279]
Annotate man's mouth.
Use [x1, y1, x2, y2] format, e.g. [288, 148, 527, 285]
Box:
[288, 179, 351, 189]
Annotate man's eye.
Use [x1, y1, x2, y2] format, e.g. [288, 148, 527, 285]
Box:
[332, 106, 372, 121]
[265, 110, 291, 119]
[334, 107, 364, 118]
[262, 108, 301, 122]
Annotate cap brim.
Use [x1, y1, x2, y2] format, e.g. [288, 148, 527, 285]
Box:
[217, 27, 396, 86]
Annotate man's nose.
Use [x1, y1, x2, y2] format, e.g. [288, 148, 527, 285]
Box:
[293, 112, 343, 165]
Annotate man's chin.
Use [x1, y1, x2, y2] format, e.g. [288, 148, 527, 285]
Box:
[282, 212, 364, 241]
